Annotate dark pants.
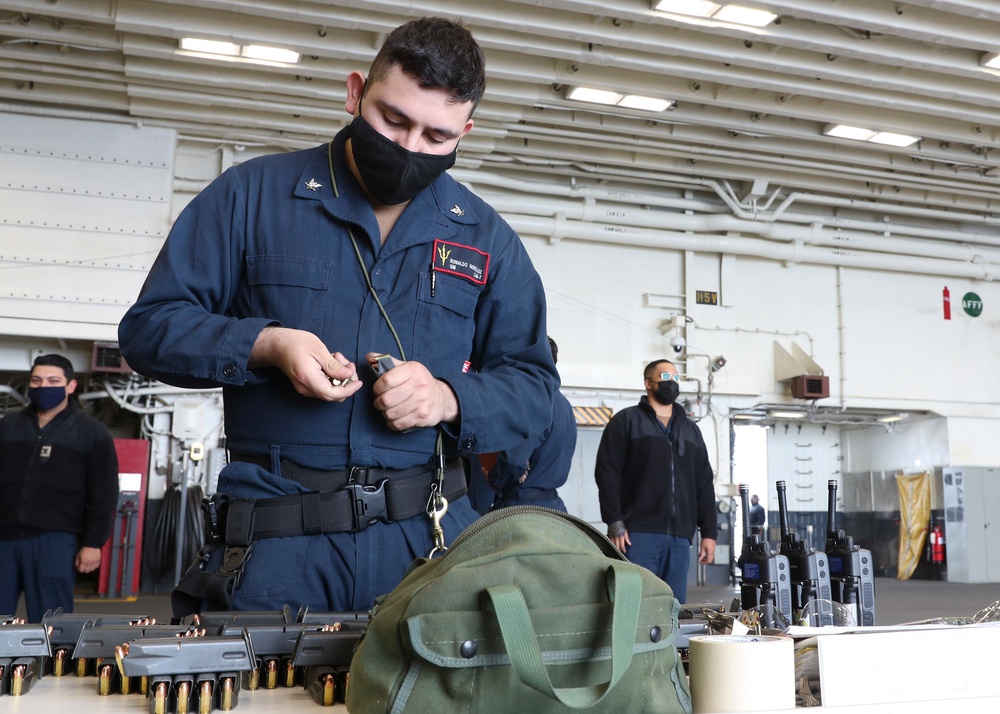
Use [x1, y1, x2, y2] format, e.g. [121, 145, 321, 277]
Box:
[626, 531, 692, 603]
[0, 532, 79, 622]
[193, 462, 479, 613]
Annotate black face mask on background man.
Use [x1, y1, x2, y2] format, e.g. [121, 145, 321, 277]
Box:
[28, 385, 66, 412]
[654, 380, 680, 406]
[349, 108, 457, 205]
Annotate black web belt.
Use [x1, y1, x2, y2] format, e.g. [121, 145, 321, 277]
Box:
[499, 486, 558, 502]
[214, 454, 468, 540]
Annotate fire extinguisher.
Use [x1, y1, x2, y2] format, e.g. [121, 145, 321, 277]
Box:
[930, 525, 945, 564]
[943, 286, 952, 320]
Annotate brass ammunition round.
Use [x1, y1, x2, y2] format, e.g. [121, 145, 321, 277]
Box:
[177, 680, 191, 714]
[98, 664, 113, 695]
[114, 644, 128, 678]
[283, 659, 296, 687]
[53, 648, 67, 677]
[322, 673, 335, 706]
[153, 682, 168, 714]
[11, 664, 26, 696]
[265, 658, 278, 689]
[199, 680, 213, 714]
[220, 676, 235, 710]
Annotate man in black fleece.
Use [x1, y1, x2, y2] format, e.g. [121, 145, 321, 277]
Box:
[0, 354, 119, 621]
[594, 358, 717, 603]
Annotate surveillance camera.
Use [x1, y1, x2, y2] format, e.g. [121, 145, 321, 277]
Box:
[670, 334, 686, 353]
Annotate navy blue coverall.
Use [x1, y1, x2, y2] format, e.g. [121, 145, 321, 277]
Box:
[118, 128, 559, 612]
[488, 391, 576, 511]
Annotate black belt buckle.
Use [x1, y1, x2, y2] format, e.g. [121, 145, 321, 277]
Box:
[343, 479, 390, 531]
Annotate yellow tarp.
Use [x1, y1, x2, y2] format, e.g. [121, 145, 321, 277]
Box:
[896, 471, 930, 580]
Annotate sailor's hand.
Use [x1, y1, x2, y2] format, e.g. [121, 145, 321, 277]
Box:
[252, 327, 362, 400]
[368, 354, 458, 430]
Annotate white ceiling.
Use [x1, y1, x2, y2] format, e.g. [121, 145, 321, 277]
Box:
[4, 0, 1000, 223]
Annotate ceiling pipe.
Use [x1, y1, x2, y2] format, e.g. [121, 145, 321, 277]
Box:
[455, 169, 1000, 253]
[0, 385, 29, 406]
[501, 123, 1000, 206]
[502, 212, 1000, 281]
[479, 191, 1000, 263]
[151, 0, 1000, 123]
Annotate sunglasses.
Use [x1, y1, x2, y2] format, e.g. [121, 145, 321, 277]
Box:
[657, 372, 681, 382]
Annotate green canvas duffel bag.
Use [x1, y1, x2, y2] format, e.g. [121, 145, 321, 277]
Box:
[346, 506, 693, 713]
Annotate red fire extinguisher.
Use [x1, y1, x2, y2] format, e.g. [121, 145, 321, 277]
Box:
[943, 286, 951, 320]
[930, 525, 945, 564]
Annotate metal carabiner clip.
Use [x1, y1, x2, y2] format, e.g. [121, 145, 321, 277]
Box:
[426, 491, 449, 559]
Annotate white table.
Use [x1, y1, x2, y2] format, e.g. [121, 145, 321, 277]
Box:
[5, 672, 346, 713]
[11, 664, 1000, 713]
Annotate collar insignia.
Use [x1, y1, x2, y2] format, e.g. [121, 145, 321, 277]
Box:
[450, 204, 465, 217]
[304, 178, 322, 191]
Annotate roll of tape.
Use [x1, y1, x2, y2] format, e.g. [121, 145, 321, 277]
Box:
[688, 634, 795, 713]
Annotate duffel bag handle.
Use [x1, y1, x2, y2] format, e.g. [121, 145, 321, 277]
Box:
[485, 562, 642, 708]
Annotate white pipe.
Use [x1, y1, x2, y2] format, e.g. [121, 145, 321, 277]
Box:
[483, 190, 1000, 263]
[0, 102, 140, 126]
[836, 267, 847, 411]
[457, 167, 1000, 248]
[691, 324, 816, 359]
[0, 385, 29, 406]
[508, 213, 1000, 280]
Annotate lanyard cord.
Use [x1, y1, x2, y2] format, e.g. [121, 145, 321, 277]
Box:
[327, 141, 406, 361]
[327, 141, 449, 550]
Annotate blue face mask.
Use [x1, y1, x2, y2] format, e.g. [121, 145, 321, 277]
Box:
[28, 385, 67, 412]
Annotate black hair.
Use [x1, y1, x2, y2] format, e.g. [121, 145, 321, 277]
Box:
[32, 353, 75, 381]
[368, 17, 486, 110]
[548, 336, 558, 365]
[643, 359, 674, 382]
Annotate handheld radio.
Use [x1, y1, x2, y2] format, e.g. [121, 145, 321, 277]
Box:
[737, 483, 793, 625]
[776, 480, 834, 625]
[824, 480, 876, 626]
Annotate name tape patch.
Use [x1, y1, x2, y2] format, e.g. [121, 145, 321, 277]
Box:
[433, 239, 489, 285]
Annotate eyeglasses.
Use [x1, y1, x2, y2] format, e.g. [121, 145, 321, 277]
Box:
[658, 372, 681, 382]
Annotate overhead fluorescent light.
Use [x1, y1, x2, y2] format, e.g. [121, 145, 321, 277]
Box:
[179, 38, 240, 56]
[768, 410, 806, 419]
[178, 37, 300, 65]
[241, 44, 300, 64]
[568, 86, 674, 113]
[823, 124, 920, 147]
[868, 131, 921, 147]
[618, 95, 675, 111]
[567, 86, 623, 106]
[877, 413, 909, 423]
[713, 5, 778, 27]
[981, 52, 1000, 69]
[653, 1, 777, 28]
[824, 124, 876, 141]
[653, 0, 721, 17]
[732, 412, 763, 420]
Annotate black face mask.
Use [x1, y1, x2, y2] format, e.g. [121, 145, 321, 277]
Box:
[653, 380, 680, 406]
[349, 112, 457, 205]
[28, 385, 66, 412]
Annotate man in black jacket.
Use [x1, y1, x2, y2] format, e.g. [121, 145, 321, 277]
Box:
[0, 354, 119, 621]
[594, 359, 717, 603]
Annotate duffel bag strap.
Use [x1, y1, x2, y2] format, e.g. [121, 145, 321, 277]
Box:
[485, 562, 642, 708]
